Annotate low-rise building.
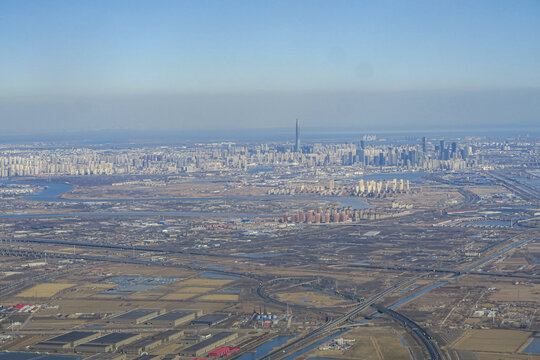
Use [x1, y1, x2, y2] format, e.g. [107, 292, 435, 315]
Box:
[110, 309, 163, 324]
[33, 331, 101, 351]
[76, 333, 142, 353]
[153, 330, 184, 343]
[123, 337, 162, 354]
[147, 310, 196, 327]
[179, 332, 238, 357]
[84, 354, 126, 360]
[190, 313, 229, 326]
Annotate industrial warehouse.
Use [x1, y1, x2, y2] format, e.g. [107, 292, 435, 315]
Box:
[146, 310, 199, 327]
[110, 309, 164, 325]
[18, 308, 245, 359]
[75, 333, 142, 353]
[178, 332, 238, 357]
[20, 328, 243, 359]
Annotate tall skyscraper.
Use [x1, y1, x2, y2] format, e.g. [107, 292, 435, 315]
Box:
[422, 136, 427, 153]
[295, 119, 300, 152]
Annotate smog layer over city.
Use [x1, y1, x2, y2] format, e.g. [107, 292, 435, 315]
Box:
[0, 1, 539, 360]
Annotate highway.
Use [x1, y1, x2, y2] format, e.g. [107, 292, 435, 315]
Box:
[345, 236, 539, 280]
[488, 171, 540, 201]
[1, 237, 243, 258]
[255, 276, 421, 360]
[1, 235, 535, 359]
[372, 303, 443, 360]
[0, 245, 443, 359]
[343, 262, 540, 280]
[254, 236, 535, 359]
[9, 237, 538, 281]
[0, 247, 263, 282]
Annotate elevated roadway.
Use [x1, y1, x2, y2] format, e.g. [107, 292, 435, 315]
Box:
[343, 263, 540, 280]
[255, 276, 421, 360]
[488, 172, 540, 202]
[372, 303, 443, 360]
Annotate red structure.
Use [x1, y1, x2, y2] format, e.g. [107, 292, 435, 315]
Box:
[209, 347, 229, 357]
[208, 346, 241, 358]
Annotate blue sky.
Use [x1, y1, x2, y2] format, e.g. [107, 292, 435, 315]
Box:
[0, 0, 539, 133]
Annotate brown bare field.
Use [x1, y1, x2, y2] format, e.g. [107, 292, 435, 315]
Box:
[85, 283, 117, 289]
[93, 293, 123, 298]
[451, 329, 531, 353]
[465, 186, 507, 195]
[25, 319, 86, 331]
[16, 283, 76, 298]
[126, 291, 164, 300]
[377, 335, 412, 360]
[489, 283, 539, 302]
[300, 326, 412, 360]
[177, 286, 215, 294]
[275, 291, 352, 307]
[50, 299, 125, 313]
[62, 182, 268, 200]
[98, 263, 195, 278]
[398, 187, 461, 208]
[161, 293, 198, 300]
[61, 284, 117, 299]
[198, 294, 239, 301]
[178, 278, 233, 287]
[474, 352, 537, 360]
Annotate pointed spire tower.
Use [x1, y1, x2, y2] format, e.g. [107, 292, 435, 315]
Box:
[295, 119, 300, 152]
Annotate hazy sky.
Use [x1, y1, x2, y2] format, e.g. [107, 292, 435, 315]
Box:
[1, 0, 539, 134]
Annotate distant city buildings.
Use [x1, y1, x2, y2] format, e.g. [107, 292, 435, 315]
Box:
[0, 135, 535, 178]
[268, 178, 410, 198]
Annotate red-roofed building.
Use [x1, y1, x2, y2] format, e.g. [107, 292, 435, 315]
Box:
[209, 347, 230, 357]
[208, 346, 241, 358]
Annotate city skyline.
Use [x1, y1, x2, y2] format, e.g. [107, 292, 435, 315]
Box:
[0, 2, 537, 356]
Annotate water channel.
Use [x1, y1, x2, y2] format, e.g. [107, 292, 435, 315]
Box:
[2, 180, 371, 219]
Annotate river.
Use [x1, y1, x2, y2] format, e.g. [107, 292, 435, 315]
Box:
[1, 180, 370, 219]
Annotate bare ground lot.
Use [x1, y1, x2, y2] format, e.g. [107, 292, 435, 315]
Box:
[451, 329, 532, 353]
[299, 325, 412, 360]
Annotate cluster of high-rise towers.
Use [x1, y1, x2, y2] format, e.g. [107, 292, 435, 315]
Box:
[282, 207, 388, 224]
[268, 178, 411, 198]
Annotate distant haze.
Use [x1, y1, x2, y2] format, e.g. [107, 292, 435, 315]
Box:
[1, 1, 539, 135]
[1, 89, 539, 137]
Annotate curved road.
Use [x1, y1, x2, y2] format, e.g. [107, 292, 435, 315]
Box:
[372, 303, 443, 360]
[255, 276, 421, 360]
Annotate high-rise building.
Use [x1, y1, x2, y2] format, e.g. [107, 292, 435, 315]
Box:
[451, 142, 457, 158]
[422, 136, 427, 153]
[295, 119, 300, 152]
